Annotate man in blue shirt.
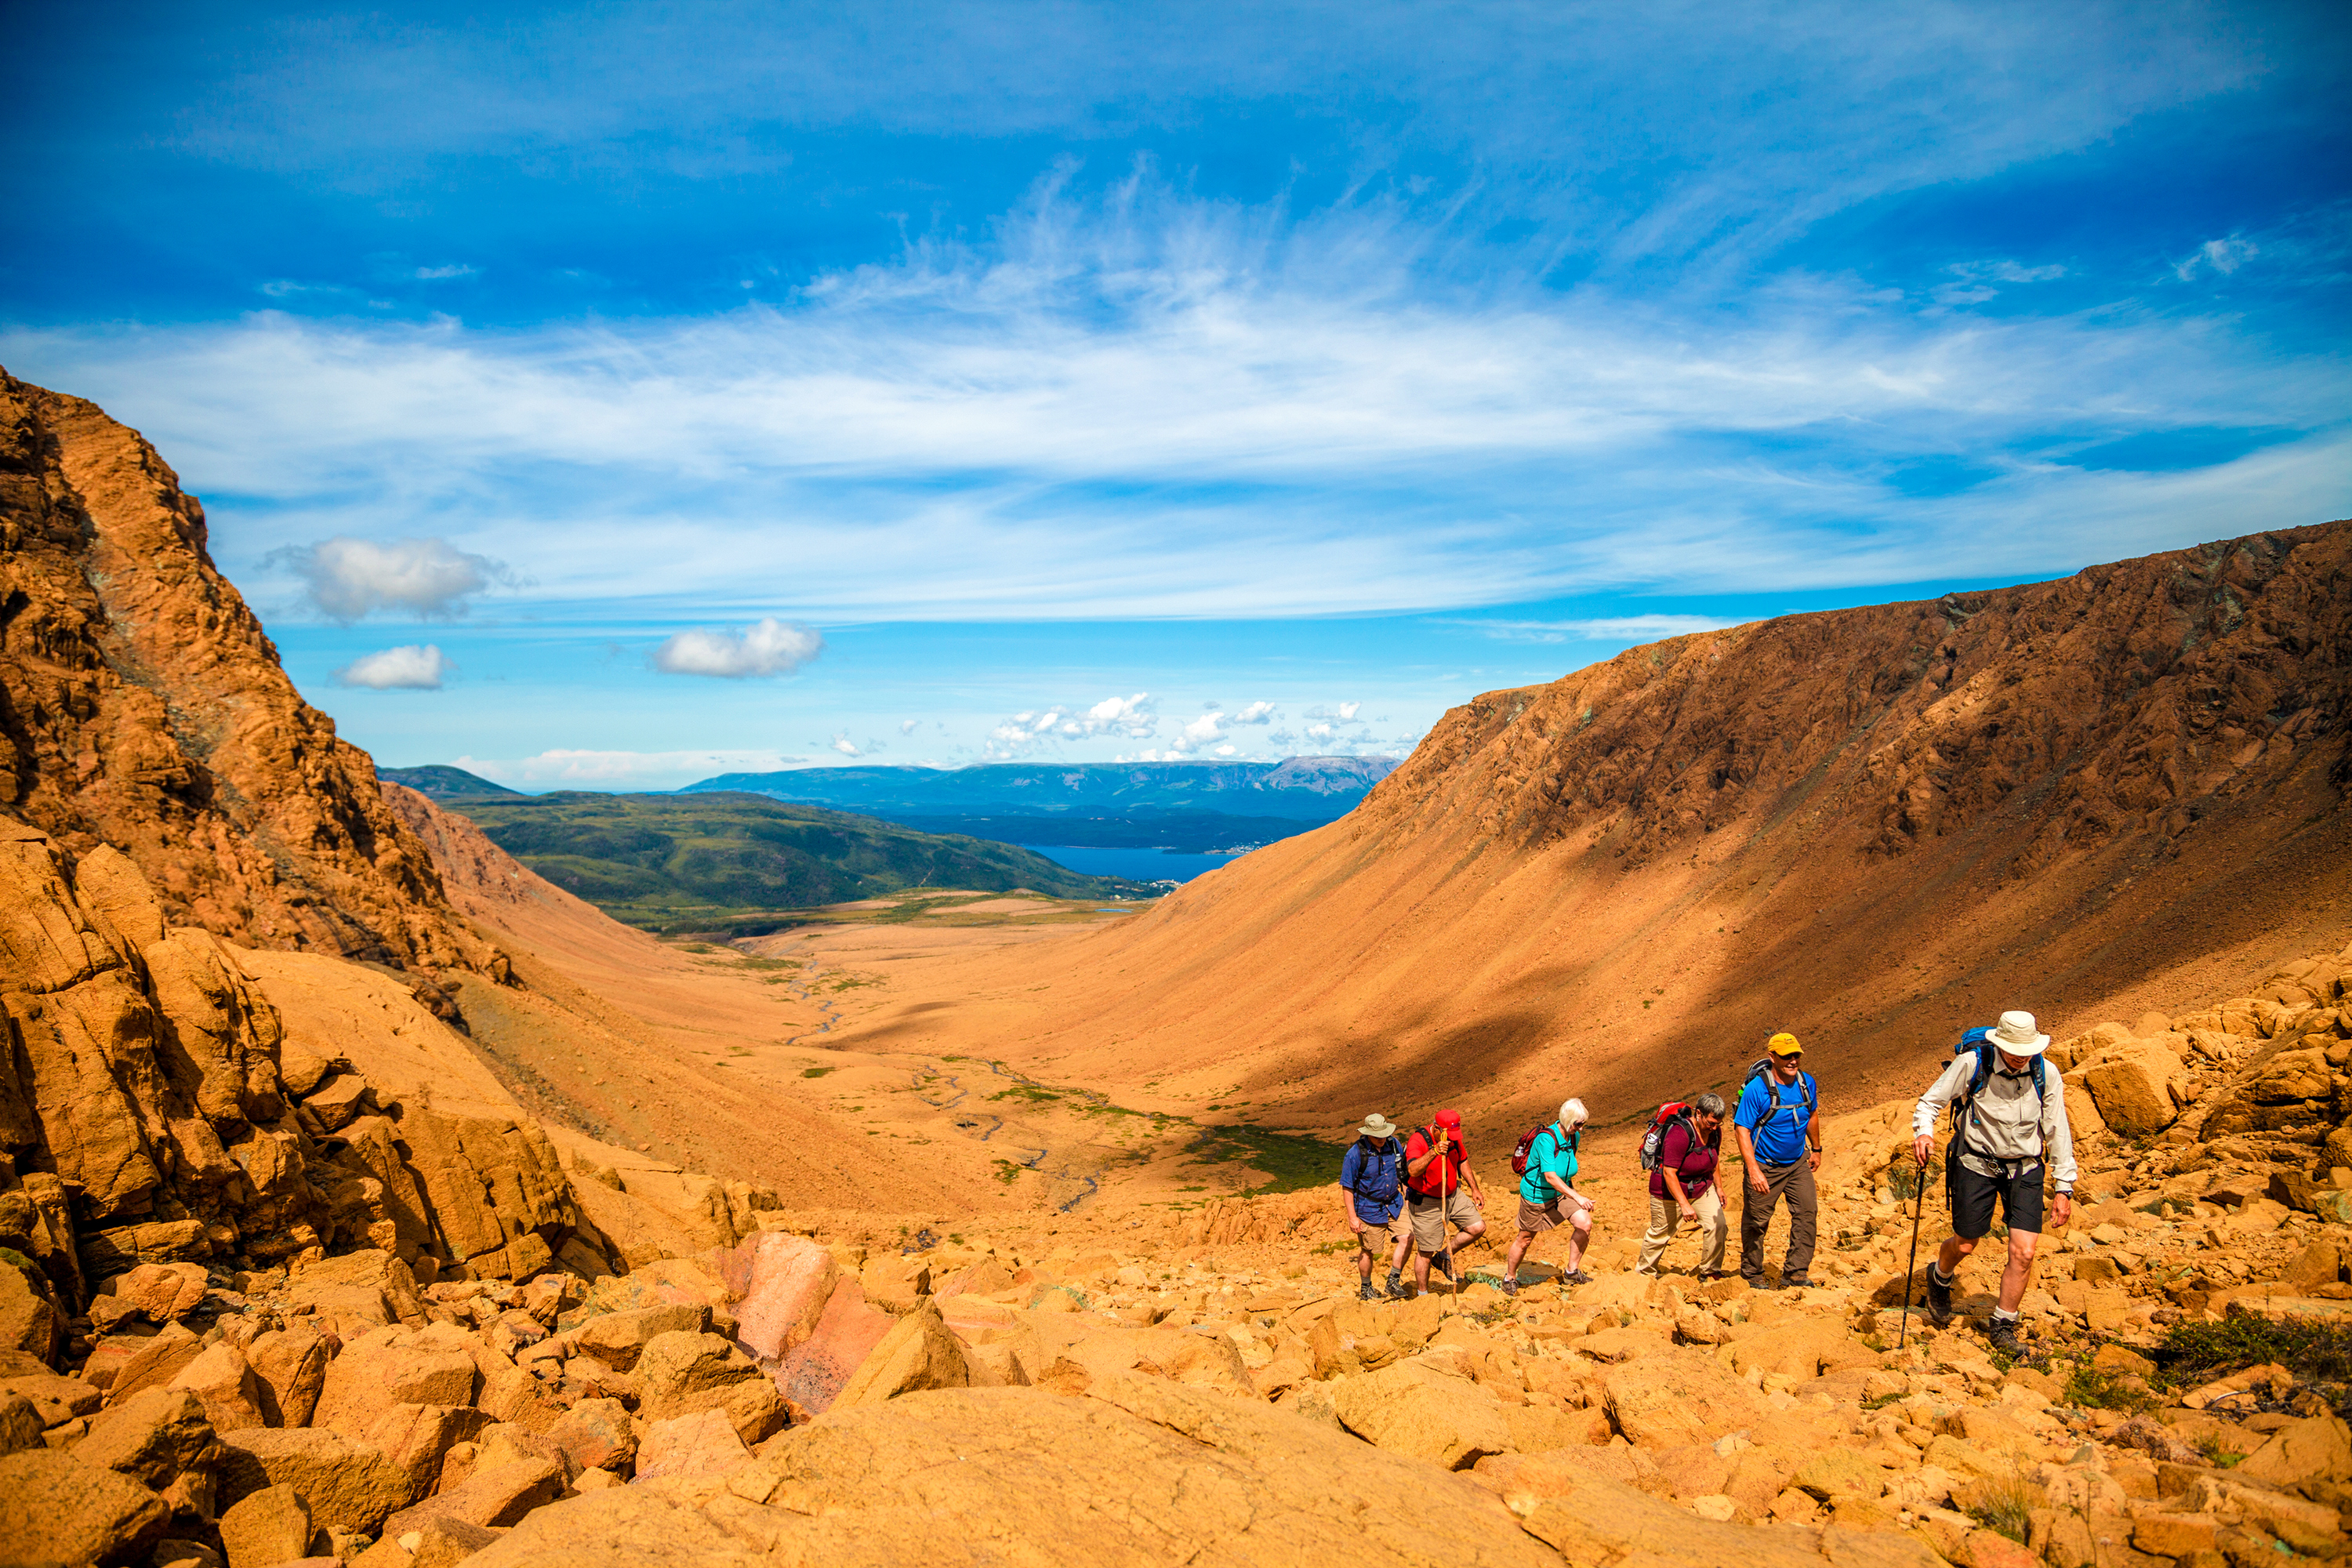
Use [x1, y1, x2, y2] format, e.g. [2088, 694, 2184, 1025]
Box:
[1733, 1032, 1822, 1289]
[1338, 1112, 1413, 1301]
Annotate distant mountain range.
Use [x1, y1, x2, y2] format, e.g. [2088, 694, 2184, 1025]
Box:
[677, 757, 1399, 821]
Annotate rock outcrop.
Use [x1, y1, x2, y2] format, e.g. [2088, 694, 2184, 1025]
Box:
[0, 368, 495, 973]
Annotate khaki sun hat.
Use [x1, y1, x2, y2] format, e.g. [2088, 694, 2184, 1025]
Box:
[1358, 1113, 1397, 1139]
[1988, 1011, 2051, 1056]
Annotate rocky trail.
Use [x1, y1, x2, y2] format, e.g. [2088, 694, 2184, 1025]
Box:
[9, 885, 2350, 1566]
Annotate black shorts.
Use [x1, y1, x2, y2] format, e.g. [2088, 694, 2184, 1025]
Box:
[1950, 1153, 2045, 1238]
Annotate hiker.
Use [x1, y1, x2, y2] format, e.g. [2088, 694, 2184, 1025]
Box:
[1911, 1010, 2076, 1355]
[1637, 1091, 1727, 1278]
[1734, 1032, 1821, 1289]
[1404, 1109, 1487, 1294]
[1501, 1099, 1593, 1294]
[1338, 1112, 1414, 1301]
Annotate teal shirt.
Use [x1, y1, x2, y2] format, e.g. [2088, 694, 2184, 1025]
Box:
[1519, 1124, 1577, 1204]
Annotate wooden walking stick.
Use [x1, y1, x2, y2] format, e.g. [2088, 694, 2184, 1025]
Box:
[1441, 1130, 1460, 1304]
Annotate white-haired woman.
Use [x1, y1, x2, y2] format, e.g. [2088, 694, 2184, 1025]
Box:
[1638, 1092, 1728, 1279]
[1502, 1098, 1595, 1294]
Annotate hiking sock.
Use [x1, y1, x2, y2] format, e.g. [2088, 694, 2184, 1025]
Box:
[1928, 1265, 1953, 1287]
[1991, 1307, 2019, 1325]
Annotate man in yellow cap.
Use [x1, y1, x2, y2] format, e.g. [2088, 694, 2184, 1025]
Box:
[1733, 1032, 1821, 1289]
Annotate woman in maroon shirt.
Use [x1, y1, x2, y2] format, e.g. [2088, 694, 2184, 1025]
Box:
[1637, 1091, 1726, 1278]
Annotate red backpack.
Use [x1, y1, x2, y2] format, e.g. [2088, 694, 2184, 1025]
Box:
[1509, 1124, 1548, 1177]
[1638, 1103, 1694, 1172]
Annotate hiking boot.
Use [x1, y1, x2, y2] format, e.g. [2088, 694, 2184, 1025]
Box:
[1985, 1316, 2021, 1357]
[1430, 1250, 1454, 1279]
[1782, 1276, 1812, 1290]
[1559, 1269, 1592, 1287]
[1386, 1274, 1413, 1301]
[1358, 1280, 1381, 1302]
[1924, 1269, 1953, 1324]
[1497, 1276, 1519, 1297]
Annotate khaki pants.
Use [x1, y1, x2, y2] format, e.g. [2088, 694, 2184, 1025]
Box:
[1636, 1187, 1725, 1276]
[1740, 1159, 1819, 1286]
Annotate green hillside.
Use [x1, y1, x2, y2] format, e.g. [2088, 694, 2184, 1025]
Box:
[448, 789, 1148, 935]
[381, 764, 521, 798]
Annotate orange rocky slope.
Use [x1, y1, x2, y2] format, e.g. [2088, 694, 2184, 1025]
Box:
[823, 521, 2352, 1145]
[0, 369, 495, 978]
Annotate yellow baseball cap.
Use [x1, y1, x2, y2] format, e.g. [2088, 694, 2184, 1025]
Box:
[1766, 1032, 1804, 1058]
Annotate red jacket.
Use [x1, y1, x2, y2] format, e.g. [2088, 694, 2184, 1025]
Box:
[1404, 1127, 1467, 1198]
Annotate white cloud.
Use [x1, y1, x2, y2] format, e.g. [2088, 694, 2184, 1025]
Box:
[1305, 702, 1361, 722]
[332, 644, 452, 689]
[651, 617, 823, 678]
[1232, 701, 1277, 724]
[13, 176, 2347, 622]
[899, 719, 919, 735]
[413, 264, 477, 281]
[2174, 235, 2258, 281]
[1167, 713, 1227, 754]
[829, 733, 861, 757]
[452, 748, 806, 790]
[1457, 614, 1740, 644]
[984, 691, 1160, 758]
[269, 535, 511, 621]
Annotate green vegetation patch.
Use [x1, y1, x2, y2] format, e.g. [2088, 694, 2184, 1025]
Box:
[2158, 1308, 2352, 1389]
[441, 789, 1148, 934]
[1187, 1123, 1345, 1195]
[2065, 1363, 2157, 1415]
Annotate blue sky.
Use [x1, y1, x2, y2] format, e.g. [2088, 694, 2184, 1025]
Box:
[2, 2, 2345, 789]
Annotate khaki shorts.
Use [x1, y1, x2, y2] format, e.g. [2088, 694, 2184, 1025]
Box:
[1356, 1210, 1410, 1250]
[1517, 1196, 1565, 1234]
[1406, 1189, 1481, 1253]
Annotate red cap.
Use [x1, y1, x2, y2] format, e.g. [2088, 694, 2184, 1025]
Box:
[1434, 1109, 1462, 1127]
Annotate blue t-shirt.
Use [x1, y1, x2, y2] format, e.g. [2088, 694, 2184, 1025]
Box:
[1340, 1138, 1405, 1223]
[1519, 1125, 1577, 1204]
[1734, 1069, 1817, 1167]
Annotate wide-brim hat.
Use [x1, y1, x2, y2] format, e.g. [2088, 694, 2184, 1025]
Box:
[1358, 1113, 1397, 1139]
[1989, 1011, 2051, 1056]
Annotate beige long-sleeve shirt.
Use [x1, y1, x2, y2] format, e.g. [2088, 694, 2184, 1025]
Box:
[1913, 1052, 2077, 1192]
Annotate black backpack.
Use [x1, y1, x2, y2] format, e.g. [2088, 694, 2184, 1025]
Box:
[1743, 1058, 1817, 1126]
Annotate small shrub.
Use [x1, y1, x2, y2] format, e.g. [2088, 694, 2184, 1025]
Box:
[1962, 1472, 2040, 1544]
[2158, 1308, 2352, 1389]
[2066, 1363, 2157, 1414]
[2192, 1432, 2247, 1468]
[801, 1065, 837, 1078]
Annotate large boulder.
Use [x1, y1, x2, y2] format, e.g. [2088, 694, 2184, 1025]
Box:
[216, 1483, 311, 1568]
[0, 1449, 172, 1567]
[711, 1231, 836, 1367]
[381, 1456, 563, 1537]
[774, 1279, 895, 1414]
[1600, 1346, 1774, 1448]
[245, 1330, 332, 1428]
[633, 1407, 753, 1483]
[2080, 1046, 2188, 1138]
[567, 1304, 707, 1372]
[76, 1387, 220, 1493]
[832, 1305, 974, 1410]
[633, 1331, 784, 1443]
[218, 1426, 420, 1534]
[1329, 1359, 1511, 1470]
[169, 1341, 267, 1432]
[312, 1336, 478, 1436]
[282, 1249, 426, 1330]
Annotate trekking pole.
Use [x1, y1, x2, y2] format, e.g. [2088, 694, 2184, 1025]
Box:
[1443, 1138, 1460, 1305]
[1898, 1160, 1927, 1349]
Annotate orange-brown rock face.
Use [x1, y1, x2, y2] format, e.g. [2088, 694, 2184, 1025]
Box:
[829, 521, 2352, 1135]
[0, 368, 487, 971]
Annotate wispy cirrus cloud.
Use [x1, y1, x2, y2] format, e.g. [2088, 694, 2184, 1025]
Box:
[9, 173, 2347, 625]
